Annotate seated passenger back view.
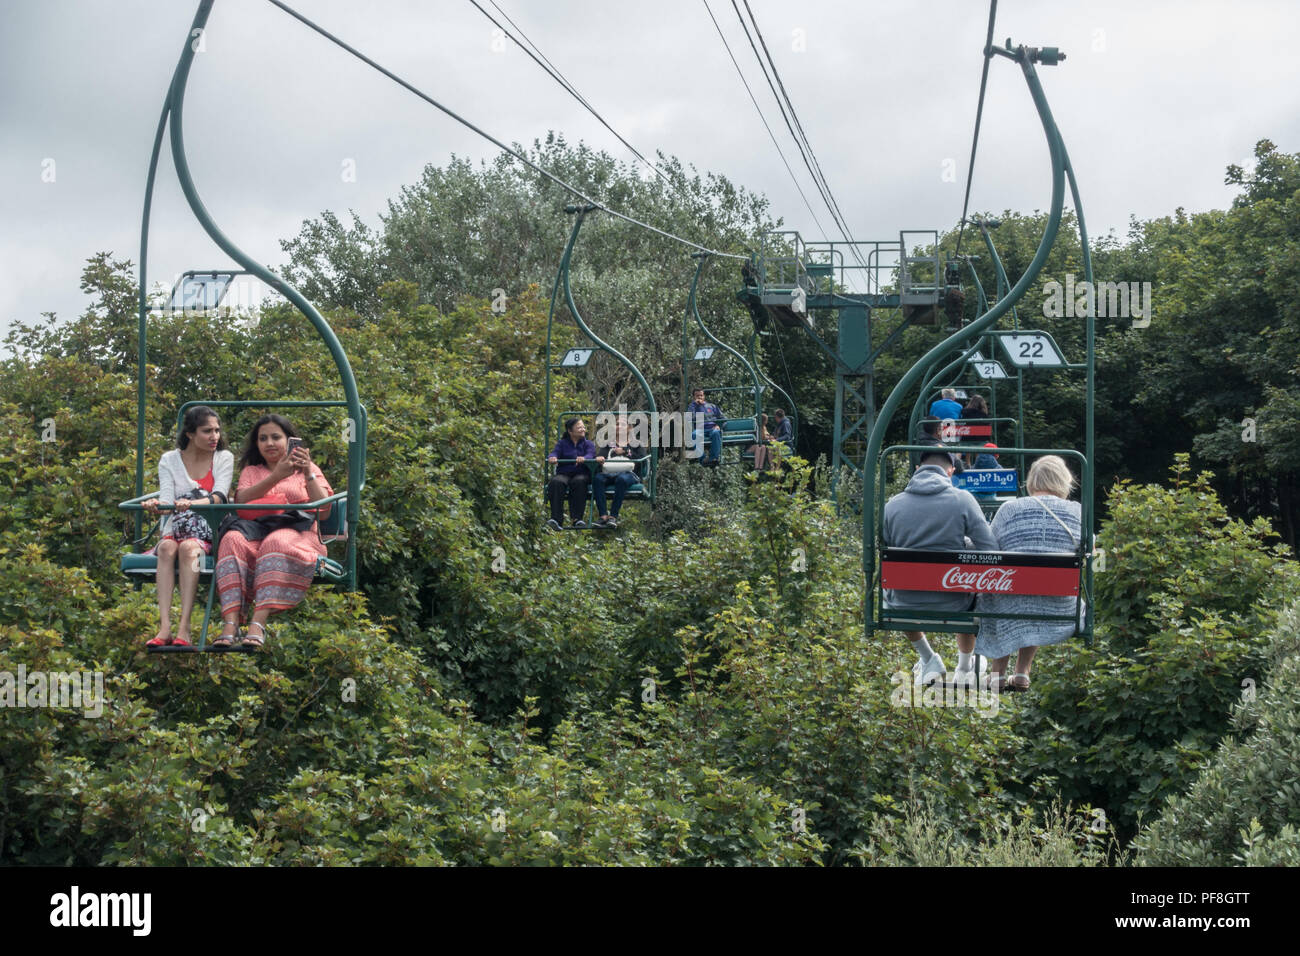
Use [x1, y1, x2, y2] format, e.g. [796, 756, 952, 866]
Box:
[883, 450, 997, 689]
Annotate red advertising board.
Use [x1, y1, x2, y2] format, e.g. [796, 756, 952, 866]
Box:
[948, 423, 992, 438]
[881, 549, 1079, 596]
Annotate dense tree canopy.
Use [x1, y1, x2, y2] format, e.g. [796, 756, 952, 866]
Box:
[2, 137, 1298, 866]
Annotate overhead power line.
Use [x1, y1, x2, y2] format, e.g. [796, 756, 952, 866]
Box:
[263, 0, 746, 259]
[699, 0, 830, 240]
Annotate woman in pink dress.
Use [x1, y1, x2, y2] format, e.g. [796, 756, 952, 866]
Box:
[213, 414, 333, 649]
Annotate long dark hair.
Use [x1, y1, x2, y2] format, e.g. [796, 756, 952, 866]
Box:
[177, 405, 227, 451]
[963, 394, 990, 417]
[239, 413, 300, 468]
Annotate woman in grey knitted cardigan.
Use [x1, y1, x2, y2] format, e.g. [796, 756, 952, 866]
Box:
[975, 456, 1085, 691]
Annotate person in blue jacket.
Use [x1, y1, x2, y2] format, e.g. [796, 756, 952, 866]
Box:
[928, 388, 964, 421]
[973, 442, 1001, 470]
[961, 393, 990, 421]
[546, 417, 599, 530]
[686, 387, 725, 466]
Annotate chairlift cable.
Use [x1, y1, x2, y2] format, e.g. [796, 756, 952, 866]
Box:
[265, 0, 747, 260]
[467, 0, 698, 209]
[954, 0, 998, 259]
[736, 0, 869, 273]
[699, 0, 830, 239]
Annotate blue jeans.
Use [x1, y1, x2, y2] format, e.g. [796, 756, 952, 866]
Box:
[692, 428, 722, 463]
[592, 471, 638, 516]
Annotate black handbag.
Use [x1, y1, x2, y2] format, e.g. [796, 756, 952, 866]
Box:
[168, 489, 219, 544]
[217, 510, 315, 542]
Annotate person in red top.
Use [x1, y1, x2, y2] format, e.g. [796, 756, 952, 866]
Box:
[212, 414, 333, 649]
[143, 405, 233, 647]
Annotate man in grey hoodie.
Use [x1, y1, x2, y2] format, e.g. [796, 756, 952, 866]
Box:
[884, 451, 998, 687]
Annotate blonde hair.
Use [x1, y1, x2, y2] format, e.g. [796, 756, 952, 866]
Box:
[1026, 455, 1076, 499]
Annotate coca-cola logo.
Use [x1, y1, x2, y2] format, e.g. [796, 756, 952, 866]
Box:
[940, 566, 1017, 592]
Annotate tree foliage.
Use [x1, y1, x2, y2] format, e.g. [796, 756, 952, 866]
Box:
[5, 137, 1300, 866]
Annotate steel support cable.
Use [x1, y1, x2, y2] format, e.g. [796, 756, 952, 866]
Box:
[264, 0, 746, 260]
[954, 0, 998, 258]
[737, 0, 868, 273]
[467, 0, 696, 208]
[729, 1, 839, 235]
[699, 0, 829, 239]
[768, 317, 797, 415]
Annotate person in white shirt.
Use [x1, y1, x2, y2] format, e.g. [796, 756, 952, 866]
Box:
[142, 405, 233, 646]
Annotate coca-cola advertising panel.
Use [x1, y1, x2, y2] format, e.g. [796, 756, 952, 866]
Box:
[881, 548, 1080, 596]
[948, 422, 993, 438]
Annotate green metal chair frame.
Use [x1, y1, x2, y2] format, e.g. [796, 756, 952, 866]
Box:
[545, 410, 652, 526]
[864, 37, 1097, 644]
[118, 0, 367, 652]
[543, 205, 660, 509]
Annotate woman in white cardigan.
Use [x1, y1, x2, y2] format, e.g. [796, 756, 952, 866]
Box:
[142, 405, 233, 646]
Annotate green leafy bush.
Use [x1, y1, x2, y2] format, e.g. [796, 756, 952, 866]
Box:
[1008, 457, 1299, 838]
[1134, 599, 1300, 865]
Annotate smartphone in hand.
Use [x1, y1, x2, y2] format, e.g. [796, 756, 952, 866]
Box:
[288, 437, 304, 453]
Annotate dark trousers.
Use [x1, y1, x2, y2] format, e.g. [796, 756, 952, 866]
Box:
[547, 472, 590, 523]
[592, 471, 637, 516]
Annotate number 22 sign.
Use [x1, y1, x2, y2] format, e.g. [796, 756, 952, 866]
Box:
[999, 333, 1065, 368]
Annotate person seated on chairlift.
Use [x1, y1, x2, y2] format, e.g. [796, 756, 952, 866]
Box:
[593, 418, 645, 529]
[686, 387, 725, 466]
[965, 442, 1008, 500]
[975, 455, 1085, 693]
[929, 387, 964, 421]
[961, 393, 990, 421]
[142, 404, 234, 647]
[913, 416, 965, 474]
[213, 414, 334, 651]
[770, 407, 793, 447]
[546, 417, 598, 531]
[748, 414, 782, 473]
[883, 450, 997, 689]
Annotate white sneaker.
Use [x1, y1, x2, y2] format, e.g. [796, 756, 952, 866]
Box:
[913, 654, 947, 687]
[950, 655, 986, 688]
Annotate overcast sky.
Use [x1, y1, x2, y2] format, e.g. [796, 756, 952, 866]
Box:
[2, 0, 1298, 331]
